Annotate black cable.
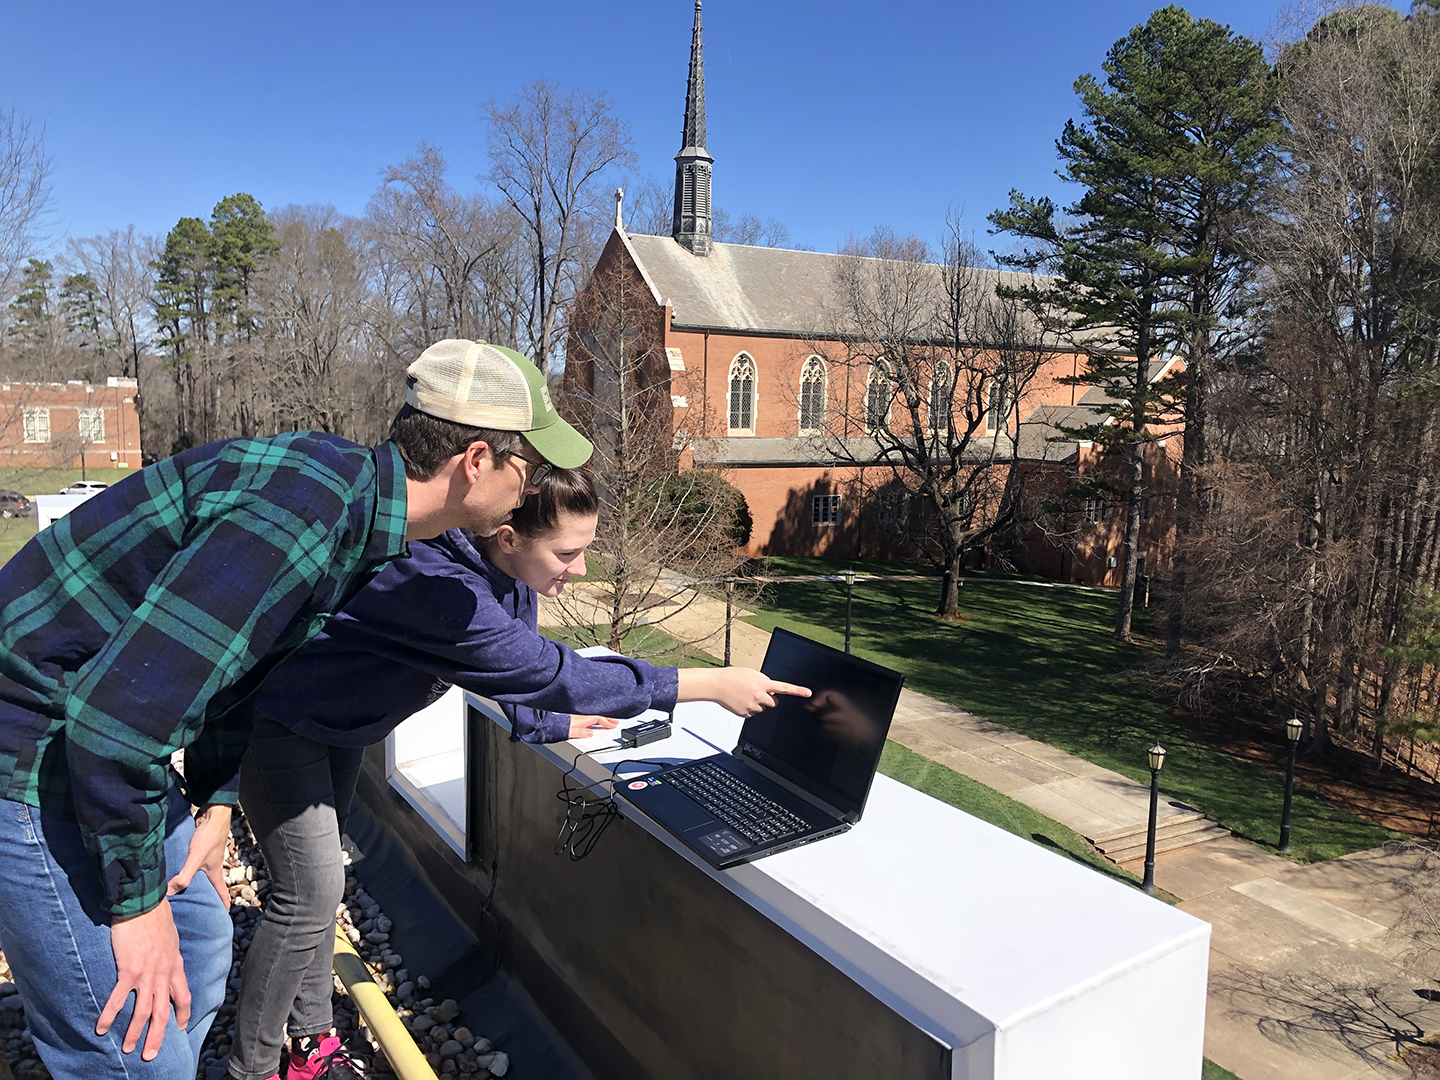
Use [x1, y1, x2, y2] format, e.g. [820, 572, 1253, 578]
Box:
[552, 751, 671, 861]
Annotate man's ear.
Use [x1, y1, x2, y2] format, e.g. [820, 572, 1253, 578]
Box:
[460, 441, 491, 482]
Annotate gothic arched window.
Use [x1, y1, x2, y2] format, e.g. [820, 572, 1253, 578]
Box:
[798, 356, 827, 435]
[929, 360, 953, 435]
[728, 354, 756, 434]
[865, 362, 892, 434]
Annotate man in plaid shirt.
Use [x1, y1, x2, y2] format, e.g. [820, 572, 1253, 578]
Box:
[0, 340, 592, 1079]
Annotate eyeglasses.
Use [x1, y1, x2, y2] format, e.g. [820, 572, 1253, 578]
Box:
[509, 449, 552, 487]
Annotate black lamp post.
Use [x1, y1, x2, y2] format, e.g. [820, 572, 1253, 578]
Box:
[1278, 715, 1304, 854]
[723, 577, 735, 667]
[1141, 742, 1166, 895]
[842, 568, 856, 654]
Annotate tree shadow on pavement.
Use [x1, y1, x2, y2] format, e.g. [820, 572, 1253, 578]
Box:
[1210, 963, 1440, 1074]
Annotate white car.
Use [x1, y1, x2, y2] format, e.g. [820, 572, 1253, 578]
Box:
[59, 480, 109, 496]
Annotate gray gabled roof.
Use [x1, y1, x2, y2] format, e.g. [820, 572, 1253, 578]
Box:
[625, 232, 1044, 339]
[1015, 403, 1114, 461]
[1076, 357, 1181, 407]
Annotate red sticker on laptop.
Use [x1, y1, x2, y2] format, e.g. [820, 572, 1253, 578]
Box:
[628, 780, 649, 790]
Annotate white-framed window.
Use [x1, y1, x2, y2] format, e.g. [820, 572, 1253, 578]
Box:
[865, 363, 892, 434]
[386, 684, 470, 858]
[22, 408, 50, 444]
[728, 354, 756, 434]
[878, 491, 908, 527]
[798, 356, 827, 435]
[929, 360, 953, 435]
[78, 407, 105, 443]
[1083, 497, 1113, 524]
[812, 494, 841, 526]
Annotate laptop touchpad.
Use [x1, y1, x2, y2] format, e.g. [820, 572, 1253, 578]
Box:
[646, 782, 716, 832]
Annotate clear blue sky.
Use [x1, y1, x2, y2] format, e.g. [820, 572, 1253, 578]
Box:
[3, 0, 1342, 256]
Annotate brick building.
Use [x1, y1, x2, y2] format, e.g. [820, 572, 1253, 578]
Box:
[0, 377, 142, 471]
[565, 2, 1180, 585]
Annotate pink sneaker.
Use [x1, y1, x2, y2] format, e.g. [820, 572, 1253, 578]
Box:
[286, 1035, 362, 1080]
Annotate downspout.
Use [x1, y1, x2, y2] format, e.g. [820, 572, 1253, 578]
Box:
[702, 331, 709, 436]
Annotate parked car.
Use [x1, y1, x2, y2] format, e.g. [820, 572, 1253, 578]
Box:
[59, 480, 108, 496]
[0, 490, 33, 519]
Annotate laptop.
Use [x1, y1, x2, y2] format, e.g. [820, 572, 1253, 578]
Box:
[617, 627, 904, 869]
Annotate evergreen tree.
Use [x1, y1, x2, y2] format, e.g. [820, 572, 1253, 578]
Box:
[152, 216, 214, 450]
[990, 6, 1277, 643]
[60, 271, 106, 354]
[8, 257, 57, 355]
[209, 193, 277, 342]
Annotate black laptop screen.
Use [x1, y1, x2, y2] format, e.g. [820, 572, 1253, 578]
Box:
[737, 628, 903, 818]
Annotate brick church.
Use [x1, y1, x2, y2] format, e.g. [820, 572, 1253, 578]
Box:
[566, 1, 1180, 586]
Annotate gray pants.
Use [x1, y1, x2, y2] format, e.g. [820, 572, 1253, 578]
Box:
[228, 734, 364, 1080]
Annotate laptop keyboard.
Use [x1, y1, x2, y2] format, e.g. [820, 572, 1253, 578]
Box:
[665, 761, 811, 844]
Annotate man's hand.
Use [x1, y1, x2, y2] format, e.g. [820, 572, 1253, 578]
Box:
[678, 667, 811, 717]
[97, 899, 190, 1060]
[569, 715, 621, 739]
[167, 804, 232, 911]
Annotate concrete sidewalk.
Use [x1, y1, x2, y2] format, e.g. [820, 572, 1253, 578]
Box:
[542, 588, 1440, 1078]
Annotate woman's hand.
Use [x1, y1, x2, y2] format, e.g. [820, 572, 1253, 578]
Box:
[167, 804, 232, 911]
[569, 714, 621, 738]
[678, 667, 811, 717]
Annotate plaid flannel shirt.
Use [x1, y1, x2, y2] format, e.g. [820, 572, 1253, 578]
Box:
[0, 433, 407, 916]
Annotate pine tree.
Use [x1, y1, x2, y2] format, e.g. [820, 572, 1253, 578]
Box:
[209, 193, 278, 342]
[991, 6, 1277, 643]
[152, 216, 214, 451]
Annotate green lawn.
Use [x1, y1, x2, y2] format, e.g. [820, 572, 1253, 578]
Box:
[544, 623, 723, 668]
[0, 519, 36, 565]
[0, 467, 138, 568]
[1203, 1060, 1244, 1080]
[742, 568, 1399, 863]
[0, 465, 129, 497]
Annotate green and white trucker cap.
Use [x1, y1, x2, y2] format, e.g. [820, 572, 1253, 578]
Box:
[406, 339, 593, 469]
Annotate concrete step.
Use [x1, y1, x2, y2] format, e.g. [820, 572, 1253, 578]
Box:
[1088, 817, 1215, 852]
[1108, 824, 1233, 865]
[1088, 810, 1208, 848]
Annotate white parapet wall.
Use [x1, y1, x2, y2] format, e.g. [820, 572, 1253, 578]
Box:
[34, 493, 98, 530]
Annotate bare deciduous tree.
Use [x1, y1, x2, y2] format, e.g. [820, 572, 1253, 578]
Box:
[484, 80, 635, 369]
[558, 251, 750, 655]
[0, 108, 51, 325]
[805, 224, 1052, 617]
[1182, 5, 1440, 764]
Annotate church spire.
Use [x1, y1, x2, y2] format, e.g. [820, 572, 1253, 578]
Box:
[672, 0, 713, 256]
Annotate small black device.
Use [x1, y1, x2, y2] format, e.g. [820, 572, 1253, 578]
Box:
[620, 718, 672, 748]
[616, 628, 903, 869]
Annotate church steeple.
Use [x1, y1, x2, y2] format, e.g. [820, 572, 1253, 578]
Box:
[672, 0, 713, 256]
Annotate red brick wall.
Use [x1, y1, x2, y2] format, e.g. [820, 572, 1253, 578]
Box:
[0, 378, 142, 471]
[1015, 439, 1183, 586]
[566, 234, 1178, 584]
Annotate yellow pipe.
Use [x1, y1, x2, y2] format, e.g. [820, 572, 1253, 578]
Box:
[332, 923, 440, 1080]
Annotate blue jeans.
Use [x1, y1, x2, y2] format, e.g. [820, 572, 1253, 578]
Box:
[0, 785, 233, 1079]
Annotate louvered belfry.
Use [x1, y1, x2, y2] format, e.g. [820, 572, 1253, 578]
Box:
[672, 0, 714, 256]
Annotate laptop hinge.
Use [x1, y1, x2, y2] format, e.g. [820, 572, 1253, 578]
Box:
[734, 749, 854, 823]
